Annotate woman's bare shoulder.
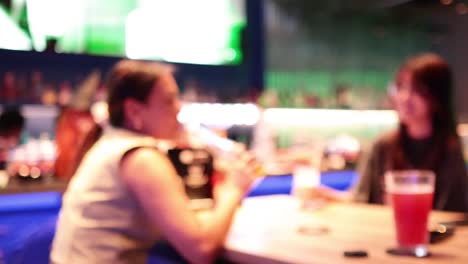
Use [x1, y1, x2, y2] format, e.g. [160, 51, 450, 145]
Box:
[120, 147, 176, 182]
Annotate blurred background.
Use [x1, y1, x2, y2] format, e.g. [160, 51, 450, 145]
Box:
[1, 1, 468, 263]
[1, 0, 467, 171]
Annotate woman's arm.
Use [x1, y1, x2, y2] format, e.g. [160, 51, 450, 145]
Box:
[352, 146, 374, 203]
[120, 147, 252, 264]
[310, 143, 379, 204]
[352, 137, 389, 204]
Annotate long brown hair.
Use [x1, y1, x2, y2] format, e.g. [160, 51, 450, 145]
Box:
[389, 53, 459, 170]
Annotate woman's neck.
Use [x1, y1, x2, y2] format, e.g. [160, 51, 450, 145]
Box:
[406, 119, 433, 140]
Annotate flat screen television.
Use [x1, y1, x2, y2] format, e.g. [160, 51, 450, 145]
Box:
[0, 0, 246, 65]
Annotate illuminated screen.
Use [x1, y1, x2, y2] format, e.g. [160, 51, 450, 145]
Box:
[0, 0, 245, 65]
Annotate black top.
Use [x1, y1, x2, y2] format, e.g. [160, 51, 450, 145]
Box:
[354, 132, 468, 212]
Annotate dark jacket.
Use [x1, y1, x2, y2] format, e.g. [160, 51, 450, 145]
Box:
[354, 132, 468, 212]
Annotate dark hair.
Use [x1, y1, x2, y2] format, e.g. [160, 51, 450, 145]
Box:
[390, 53, 458, 170]
[106, 60, 173, 127]
[57, 60, 173, 178]
[0, 107, 25, 136]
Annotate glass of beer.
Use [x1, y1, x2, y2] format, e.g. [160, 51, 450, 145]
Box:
[385, 170, 435, 257]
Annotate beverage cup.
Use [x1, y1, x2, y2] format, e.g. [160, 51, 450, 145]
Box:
[385, 170, 435, 257]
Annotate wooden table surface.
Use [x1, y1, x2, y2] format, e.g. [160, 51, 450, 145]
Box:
[224, 195, 468, 264]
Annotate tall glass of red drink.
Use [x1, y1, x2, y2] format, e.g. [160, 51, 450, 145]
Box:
[385, 170, 435, 257]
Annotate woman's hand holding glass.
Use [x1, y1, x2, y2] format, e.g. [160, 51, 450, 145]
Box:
[213, 145, 258, 202]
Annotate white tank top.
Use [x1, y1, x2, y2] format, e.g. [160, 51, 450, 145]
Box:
[51, 127, 168, 264]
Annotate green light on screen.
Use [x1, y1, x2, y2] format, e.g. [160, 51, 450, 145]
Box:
[3, 0, 245, 65]
[125, 0, 245, 65]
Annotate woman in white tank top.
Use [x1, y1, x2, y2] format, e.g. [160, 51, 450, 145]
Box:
[51, 60, 255, 264]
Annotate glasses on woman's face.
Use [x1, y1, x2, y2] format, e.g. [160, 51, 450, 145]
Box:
[387, 81, 429, 100]
[389, 70, 415, 97]
[387, 82, 398, 97]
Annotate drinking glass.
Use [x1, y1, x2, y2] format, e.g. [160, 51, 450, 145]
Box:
[385, 170, 435, 257]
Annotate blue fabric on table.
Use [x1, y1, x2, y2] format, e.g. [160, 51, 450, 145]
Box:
[0, 192, 61, 264]
[247, 174, 292, 196]
[246, 170, 359, 197]
[0, 210, 59, 264]
[0, 192, 62, 213]
[320, 170, 359, 191]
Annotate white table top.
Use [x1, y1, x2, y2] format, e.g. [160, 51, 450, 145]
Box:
[224, 195, 468, 264]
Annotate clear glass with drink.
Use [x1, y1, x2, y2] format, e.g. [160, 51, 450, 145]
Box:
[385, 170, 435, 257]
[290, 141, 323, 209]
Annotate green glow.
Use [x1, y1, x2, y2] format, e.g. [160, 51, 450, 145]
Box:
[266, 70, 391, 108]
[2, 0, 245, 65]
[0, 5, 31, 50]
[125, 0, 245, 64]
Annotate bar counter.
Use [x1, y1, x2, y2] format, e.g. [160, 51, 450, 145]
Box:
[0, 177, 68, 195]
[224, 195, 468, 264]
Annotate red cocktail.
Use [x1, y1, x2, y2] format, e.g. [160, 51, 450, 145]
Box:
[385, 170, 435, 257]
[391, 192, 433, 247]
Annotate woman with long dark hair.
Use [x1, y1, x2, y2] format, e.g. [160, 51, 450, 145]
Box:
[311, 53, 468, 212]
[354, 53, 468, 212]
